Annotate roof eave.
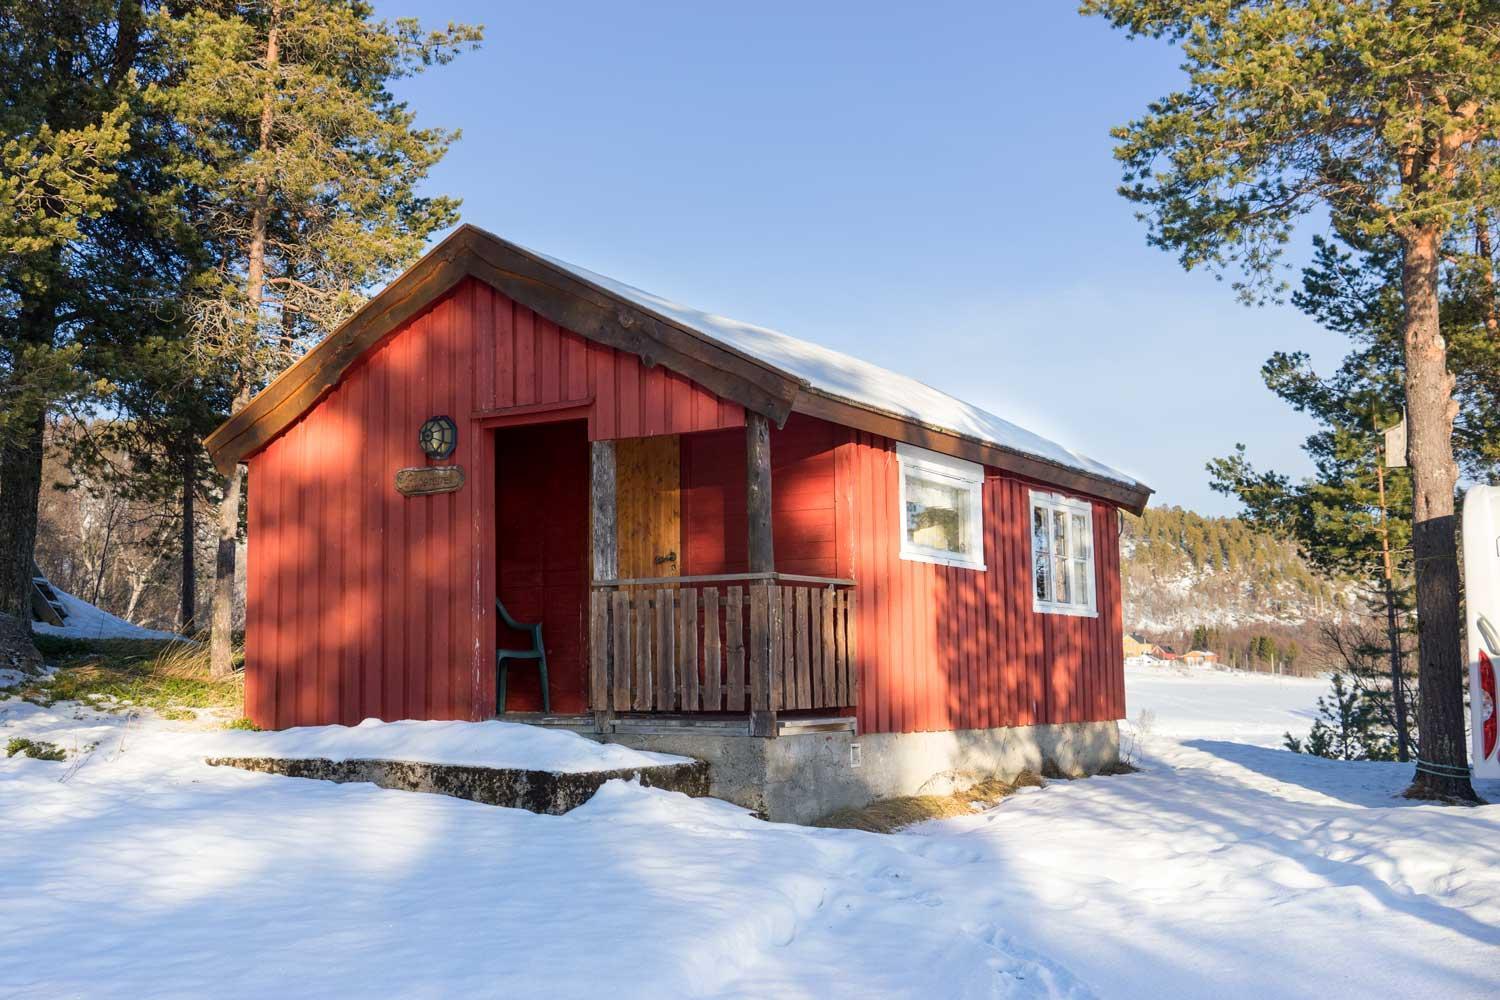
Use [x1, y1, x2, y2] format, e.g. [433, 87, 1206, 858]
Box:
[793, 386, 1153, 514]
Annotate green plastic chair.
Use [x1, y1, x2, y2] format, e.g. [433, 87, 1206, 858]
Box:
[495, 598, 550, 715]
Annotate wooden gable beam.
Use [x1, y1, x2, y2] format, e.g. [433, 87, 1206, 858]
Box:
[205, 244, 471, 474]
[204, 226, 803, 474]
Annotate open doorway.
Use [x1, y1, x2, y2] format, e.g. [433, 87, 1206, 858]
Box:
[493, 421, 589, 713]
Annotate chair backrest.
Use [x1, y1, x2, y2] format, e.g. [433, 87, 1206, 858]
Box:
[495, 598, 535, 635]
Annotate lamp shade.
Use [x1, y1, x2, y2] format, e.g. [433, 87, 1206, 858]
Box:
[418, 415, 457, 460]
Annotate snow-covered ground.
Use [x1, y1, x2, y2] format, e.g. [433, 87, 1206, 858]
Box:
[3, 664, 1498, 999]
[30, 584, 181, 641]
[197, 717, 689, 771]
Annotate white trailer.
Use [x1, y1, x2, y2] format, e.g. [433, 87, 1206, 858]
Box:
[1464, 485, 1500, 778]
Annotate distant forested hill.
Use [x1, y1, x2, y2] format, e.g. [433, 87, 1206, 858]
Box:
[1120, 506, 1349, 635]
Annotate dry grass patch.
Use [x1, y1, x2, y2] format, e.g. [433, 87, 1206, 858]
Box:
[814, 772, 1046, 833]
[18, 635, 242, 719]
[1095, 760, 1140, 776]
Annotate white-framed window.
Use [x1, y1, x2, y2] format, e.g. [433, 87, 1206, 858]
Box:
[1030, 490, 1097, 617]
[897, 443, 985, 570]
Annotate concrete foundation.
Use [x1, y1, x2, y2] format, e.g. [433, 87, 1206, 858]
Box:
[597, 719, 1120, 824]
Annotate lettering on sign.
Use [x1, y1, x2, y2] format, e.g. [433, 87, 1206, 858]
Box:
[395, 465, 465, 497]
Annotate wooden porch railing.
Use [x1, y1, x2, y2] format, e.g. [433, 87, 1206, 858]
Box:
[588, 573, 857, 731]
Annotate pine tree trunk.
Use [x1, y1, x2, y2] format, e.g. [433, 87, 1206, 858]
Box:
[0, 292, 55, 628]
[1383, 580, 1411, 762]
[208, 12, 279, 677]
[1399, 227, 1477, 801]
[209, 450, 243, 676]
[0, 411, 45, 622]
[180, 451, 196, 633]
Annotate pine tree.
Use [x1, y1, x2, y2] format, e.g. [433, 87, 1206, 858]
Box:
[1084, 0, 1499, 801]
[148, 0, 482, 673]
[1203, 222, 1491, 761]
[0, 2, 185, 633]
[1209, 216, 1499, 761]
[1286, 672, 1399, 762]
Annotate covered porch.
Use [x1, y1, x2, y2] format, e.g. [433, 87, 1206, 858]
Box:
[492, 411, 859, 737]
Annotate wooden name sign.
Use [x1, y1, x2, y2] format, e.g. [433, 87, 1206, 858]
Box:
[395, 465, 465, 497]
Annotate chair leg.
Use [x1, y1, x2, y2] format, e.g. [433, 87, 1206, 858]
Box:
[537, 655, 550, 715]
[496, 659, 508, 716]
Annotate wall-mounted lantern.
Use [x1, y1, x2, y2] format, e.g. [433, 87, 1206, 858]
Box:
[418, 415, 457, 460]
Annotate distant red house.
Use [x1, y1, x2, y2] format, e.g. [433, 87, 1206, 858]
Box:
[206, 226, 1151, 817]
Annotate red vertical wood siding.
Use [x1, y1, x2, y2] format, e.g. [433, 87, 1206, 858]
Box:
[680, 413, 840, 578]
[243, 278, 744, 728]
[679, 414, 1126, 735]
[839, 429, 1126, 736]
[242, 278, 1126, 732]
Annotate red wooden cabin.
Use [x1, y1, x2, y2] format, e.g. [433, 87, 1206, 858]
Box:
[207, 226, 1150, 802]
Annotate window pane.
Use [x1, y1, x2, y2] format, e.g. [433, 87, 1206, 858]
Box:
[1032, 503, 1050, 600]
[1053, 553, 1071, 603]
[1071, 558, 1090, 608]
[1052, 510, 1069, 559]
[1071, 513, 1091, 559]
[906, 472, 970, 555]
[952, 484, 973, 552]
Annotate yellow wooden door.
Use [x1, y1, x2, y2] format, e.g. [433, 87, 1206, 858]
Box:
[615, 435, 681, 578]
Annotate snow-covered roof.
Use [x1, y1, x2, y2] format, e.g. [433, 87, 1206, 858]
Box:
[208, 225, 1148, 507]
[531, 246, 1139, 490]
[31, 585, 181, 642]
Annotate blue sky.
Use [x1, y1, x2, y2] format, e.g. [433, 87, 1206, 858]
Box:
[375, 0, 1345, 515]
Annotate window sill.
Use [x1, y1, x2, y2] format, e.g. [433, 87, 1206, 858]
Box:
[899, 547, 986, 572]
[1032, 601, 1099, 619]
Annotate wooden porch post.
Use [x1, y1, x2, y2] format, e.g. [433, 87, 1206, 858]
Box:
[591, 441, 618, 581]
[590, 441, 617, 732]
[745, 412, 777, 737]
[746, 413, 774, 574]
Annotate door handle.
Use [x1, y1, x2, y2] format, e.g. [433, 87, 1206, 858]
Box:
[654, 550, 677, 565]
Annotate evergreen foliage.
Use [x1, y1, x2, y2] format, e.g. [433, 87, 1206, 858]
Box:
[1285, 672, 1399, 762]
[0, 2, 161, 623]
[142, 0, 483, 673]
[148, 1, 482, 373]
[1207, 224, 1497, 590]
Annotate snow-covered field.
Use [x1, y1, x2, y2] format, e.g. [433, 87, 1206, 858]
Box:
[3, 663, 1498, 999]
